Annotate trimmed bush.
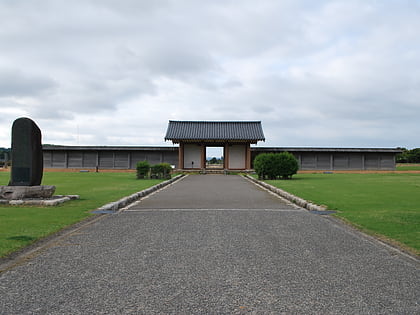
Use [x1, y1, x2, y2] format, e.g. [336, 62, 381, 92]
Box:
[254, 153, 272, 179]
[150, 163, 172, 179]
[136, 161, 150, 179]
[254, 152, 299, 179]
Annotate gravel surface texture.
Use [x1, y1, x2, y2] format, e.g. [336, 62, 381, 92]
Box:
[0, 175, 418, 314]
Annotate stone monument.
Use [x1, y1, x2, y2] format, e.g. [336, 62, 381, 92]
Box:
[9, 117, 43, 186]
[0, 117, 55, 200]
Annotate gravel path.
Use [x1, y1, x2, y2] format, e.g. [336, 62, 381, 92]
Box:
[0, 175, 418, 314]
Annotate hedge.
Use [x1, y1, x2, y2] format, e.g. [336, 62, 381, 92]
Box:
[254, 152, 299, 179]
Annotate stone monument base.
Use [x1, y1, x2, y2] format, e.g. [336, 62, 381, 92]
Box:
[0, 185, 56, 200]
[0, 194, 80, 206]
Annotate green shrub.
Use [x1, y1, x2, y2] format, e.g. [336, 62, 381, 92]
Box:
[254, 153, 272, 179]
[136, 161, 150, 179]
[150, 163, 172, 179]
[278, 152, 299, 179]
[254, 152, 299, 179]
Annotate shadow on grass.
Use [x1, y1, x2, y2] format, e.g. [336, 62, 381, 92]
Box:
[265, 177, 306, 181]
[7, 236, 37, 242]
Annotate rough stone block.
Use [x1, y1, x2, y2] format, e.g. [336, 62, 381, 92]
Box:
[0, 185, 56, 200]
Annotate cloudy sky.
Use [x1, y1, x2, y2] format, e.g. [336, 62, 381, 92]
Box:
[0, 0, 419, 150]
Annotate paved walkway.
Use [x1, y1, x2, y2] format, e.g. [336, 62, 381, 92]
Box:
[1, 175, 418, 314]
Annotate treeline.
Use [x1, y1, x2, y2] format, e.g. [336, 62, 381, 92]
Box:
[396, 148, 420, 163]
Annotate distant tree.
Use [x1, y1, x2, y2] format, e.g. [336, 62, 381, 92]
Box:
[407, 148, 420, 163]
[209, 157, 218, 164]
[396, 148, 420, 163]
[396, 148, 408, 163]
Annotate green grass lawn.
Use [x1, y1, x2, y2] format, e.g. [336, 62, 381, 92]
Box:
[396, 163, 420, 171]
[0, 171, 164, 258]
[265, 173, 420, 255]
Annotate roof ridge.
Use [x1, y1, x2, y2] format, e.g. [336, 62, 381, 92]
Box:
[168, 120, 262, 123]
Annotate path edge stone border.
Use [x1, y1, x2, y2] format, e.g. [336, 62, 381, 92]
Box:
[244, 174, 327, 212]
[94, 174, 185, 212]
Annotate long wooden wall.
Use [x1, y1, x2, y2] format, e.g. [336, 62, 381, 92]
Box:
[251, 150, 397, 171]
[43, 148, 178, 169]
[43, 146, 399, 170]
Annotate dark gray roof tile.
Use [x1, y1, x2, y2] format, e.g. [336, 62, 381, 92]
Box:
[165, 121, 265, 142]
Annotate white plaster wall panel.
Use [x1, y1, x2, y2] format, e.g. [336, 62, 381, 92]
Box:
[184, 144, 201, 169]
[229, 144, 246, 169]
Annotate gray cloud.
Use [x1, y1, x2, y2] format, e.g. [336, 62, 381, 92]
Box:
[0, 69, 56, 97]
[0, 0, 419, 149]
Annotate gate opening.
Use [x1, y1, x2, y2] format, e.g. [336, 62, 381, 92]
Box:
[206, 146, 224, 169]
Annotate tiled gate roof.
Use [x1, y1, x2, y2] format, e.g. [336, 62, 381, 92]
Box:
[165, 121, 265, 143]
